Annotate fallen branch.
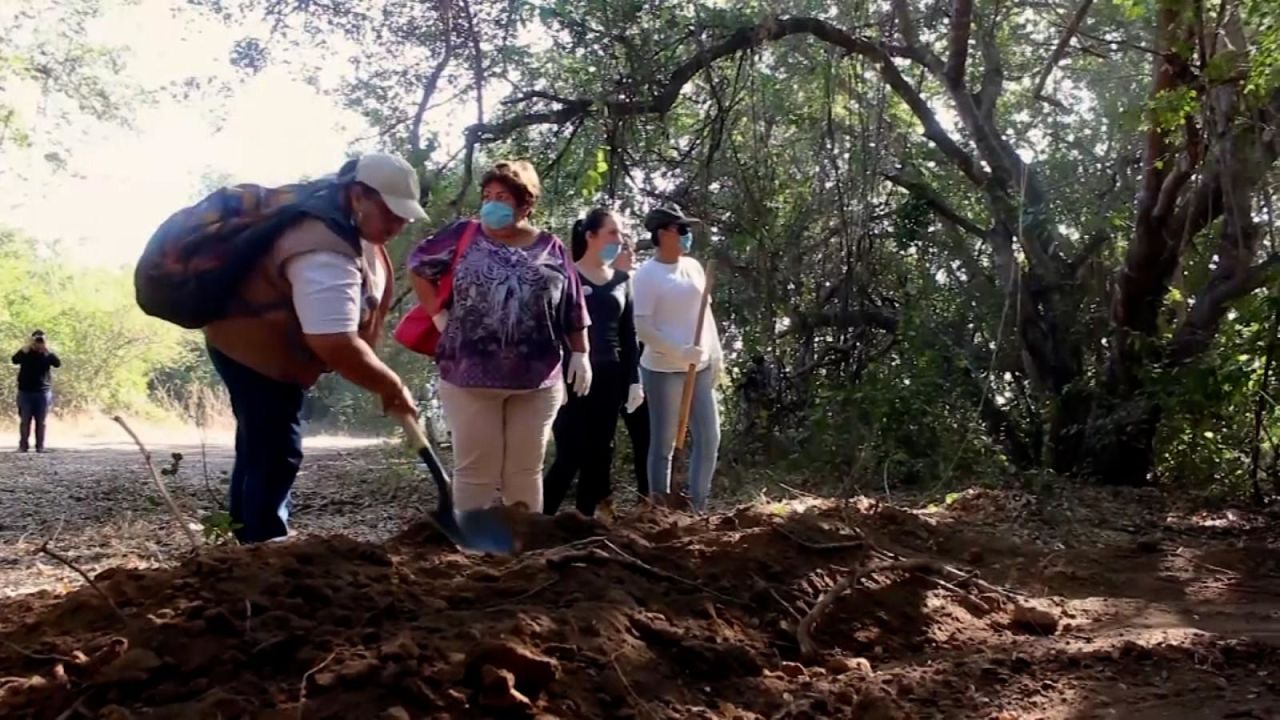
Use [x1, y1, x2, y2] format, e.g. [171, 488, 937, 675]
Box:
[860, 529, 1025, 599]
[298, 651, 337, 720]
[53, 694, 91, 720]
[112, 415, 200, 552]
[36, 521, 128, 626]
[546, 541, 741, 606]
[198, 425, 224, 511]
[482, 578, 560, 610]
[769, 587, 805, 622]
[773, 524, 866, 551]
[610, 650, 656, 720]
[1, 639, 75, 664]
[776, 482, 819, 499]
[797, 559, 935, 658]
[1173, 547, 1257, 577]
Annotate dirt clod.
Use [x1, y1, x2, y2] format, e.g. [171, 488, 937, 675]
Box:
[464, 641, 559, 700]
[825, 656, 873, 676]
[477, 665, 534, 712]
[94, 648, 162, 684]
[1008, 604, 1060, 636]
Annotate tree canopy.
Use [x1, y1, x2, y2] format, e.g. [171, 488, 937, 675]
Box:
[6, 0, 1280, 500]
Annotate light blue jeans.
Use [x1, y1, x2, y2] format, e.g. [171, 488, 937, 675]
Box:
[642, 366, 720, 512]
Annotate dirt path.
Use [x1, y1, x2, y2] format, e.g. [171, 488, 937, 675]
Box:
[3, 449, 1280, 718]
[0, 425, 422, 597]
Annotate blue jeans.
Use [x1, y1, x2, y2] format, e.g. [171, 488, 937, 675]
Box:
[208, 347, 305, 543]
[17, 390, 52, 451]
[642, 366, 720, 512]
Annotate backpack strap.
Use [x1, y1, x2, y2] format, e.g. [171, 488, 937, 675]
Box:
[432, 220, 479, 314]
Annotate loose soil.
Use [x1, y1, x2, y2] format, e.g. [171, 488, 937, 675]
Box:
[3, 439, 1280, 718]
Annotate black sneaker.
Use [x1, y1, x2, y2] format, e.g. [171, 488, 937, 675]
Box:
[17, 447, 28, 453]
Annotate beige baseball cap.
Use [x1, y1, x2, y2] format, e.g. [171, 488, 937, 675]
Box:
[355, 152, 428, 221]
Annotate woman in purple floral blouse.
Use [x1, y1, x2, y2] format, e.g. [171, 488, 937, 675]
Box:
[408, 161, 591, 513]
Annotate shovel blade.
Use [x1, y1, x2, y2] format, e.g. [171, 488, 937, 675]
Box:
[430, 507, 515, 555]
[408, 426, 516, 555]
[454, 508, 517, 555]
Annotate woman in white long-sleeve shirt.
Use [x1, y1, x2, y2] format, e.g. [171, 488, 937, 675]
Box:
[631, 204, 723, 511]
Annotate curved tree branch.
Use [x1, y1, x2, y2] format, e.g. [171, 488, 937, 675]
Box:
[884, 170, 987, 238]
[1030, 0, 1095, 106]
[945, 0, 975, 86]
[462, 17, 988, 188]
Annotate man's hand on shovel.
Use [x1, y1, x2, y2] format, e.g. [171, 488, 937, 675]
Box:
[382, 382, 419, 418]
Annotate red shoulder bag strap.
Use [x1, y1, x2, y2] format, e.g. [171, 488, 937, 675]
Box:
[430, 221, 478, 315]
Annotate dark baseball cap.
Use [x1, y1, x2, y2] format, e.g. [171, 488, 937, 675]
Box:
[31, 330, 45, 340]
[642, 204, 700, 233]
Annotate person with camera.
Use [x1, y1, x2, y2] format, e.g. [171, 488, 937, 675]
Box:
[12, 330, 61, 453]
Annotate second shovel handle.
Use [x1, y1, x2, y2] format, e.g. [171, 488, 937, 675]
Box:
[675, 259, 715, 450]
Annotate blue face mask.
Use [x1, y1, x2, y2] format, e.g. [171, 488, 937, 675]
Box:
[480, 200, 515, 229]
[599, 244, 620, 264]
[679, 231, 693, 253]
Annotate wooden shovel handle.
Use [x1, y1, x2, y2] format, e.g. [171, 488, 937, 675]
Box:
[676, 259, 716, 451]
[396, 410, 430, 450]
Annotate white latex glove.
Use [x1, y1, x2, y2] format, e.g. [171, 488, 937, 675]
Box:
[625, 383, 645, 413]
[678, 344, 706, 367]
[432, 309, 449, 332]
[567, 352, 593, 396]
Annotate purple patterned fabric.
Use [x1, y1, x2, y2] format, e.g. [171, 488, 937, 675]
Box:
[408, 219, 588, 390]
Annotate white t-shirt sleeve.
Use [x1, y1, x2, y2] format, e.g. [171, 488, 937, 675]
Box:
[284, 250, 362, 335]
[632, 263, 658, 317]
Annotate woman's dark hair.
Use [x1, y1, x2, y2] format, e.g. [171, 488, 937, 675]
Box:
[571, 207, 614, 261]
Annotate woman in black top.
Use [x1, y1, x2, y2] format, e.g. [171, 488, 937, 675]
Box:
[543, 208, 644, 516]
[612, 235, 650, 497]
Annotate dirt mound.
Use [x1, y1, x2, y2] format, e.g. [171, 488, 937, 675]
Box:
[3, 493, 1279, 719]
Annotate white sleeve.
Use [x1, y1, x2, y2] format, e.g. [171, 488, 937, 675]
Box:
[632, 265, 658, 317]
[284, 251, 363, 335]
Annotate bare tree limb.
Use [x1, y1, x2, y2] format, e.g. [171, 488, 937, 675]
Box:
[945, 0, 975, 86]
[463, 17, 989, 187]
[112, 415, 200, 552]
[1030, 0, 1095, 105]
[797, 559, 937, 658]
[408, 0, 455, 159]
[885, 169, 987, 237]
[36, 519, 128, 626]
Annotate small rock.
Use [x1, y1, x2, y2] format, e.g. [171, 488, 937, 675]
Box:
[337, 657, 381, 682]
[379, 635, 421, 661]
[201, 607, 239, 636]
[825, 656, 873, 676]
[1135, 536, 1162, 553]
[464, 641, 559, 699]
[380, 707, 411, 720]
[420, 597, 448, 612]
[97, 705, 134, 720]
[777, 661, 807, 678]
[1009, 604, 1059, 636]
[542, 643, 579, 661]
[476, 665, 534, 711]
[96, 648, 163, 683]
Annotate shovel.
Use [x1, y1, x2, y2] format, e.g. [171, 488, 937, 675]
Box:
[394, 411, 516, 555]
[667, 259, 716, 511]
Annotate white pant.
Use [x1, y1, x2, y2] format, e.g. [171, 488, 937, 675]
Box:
[437, 380, 564, 512]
